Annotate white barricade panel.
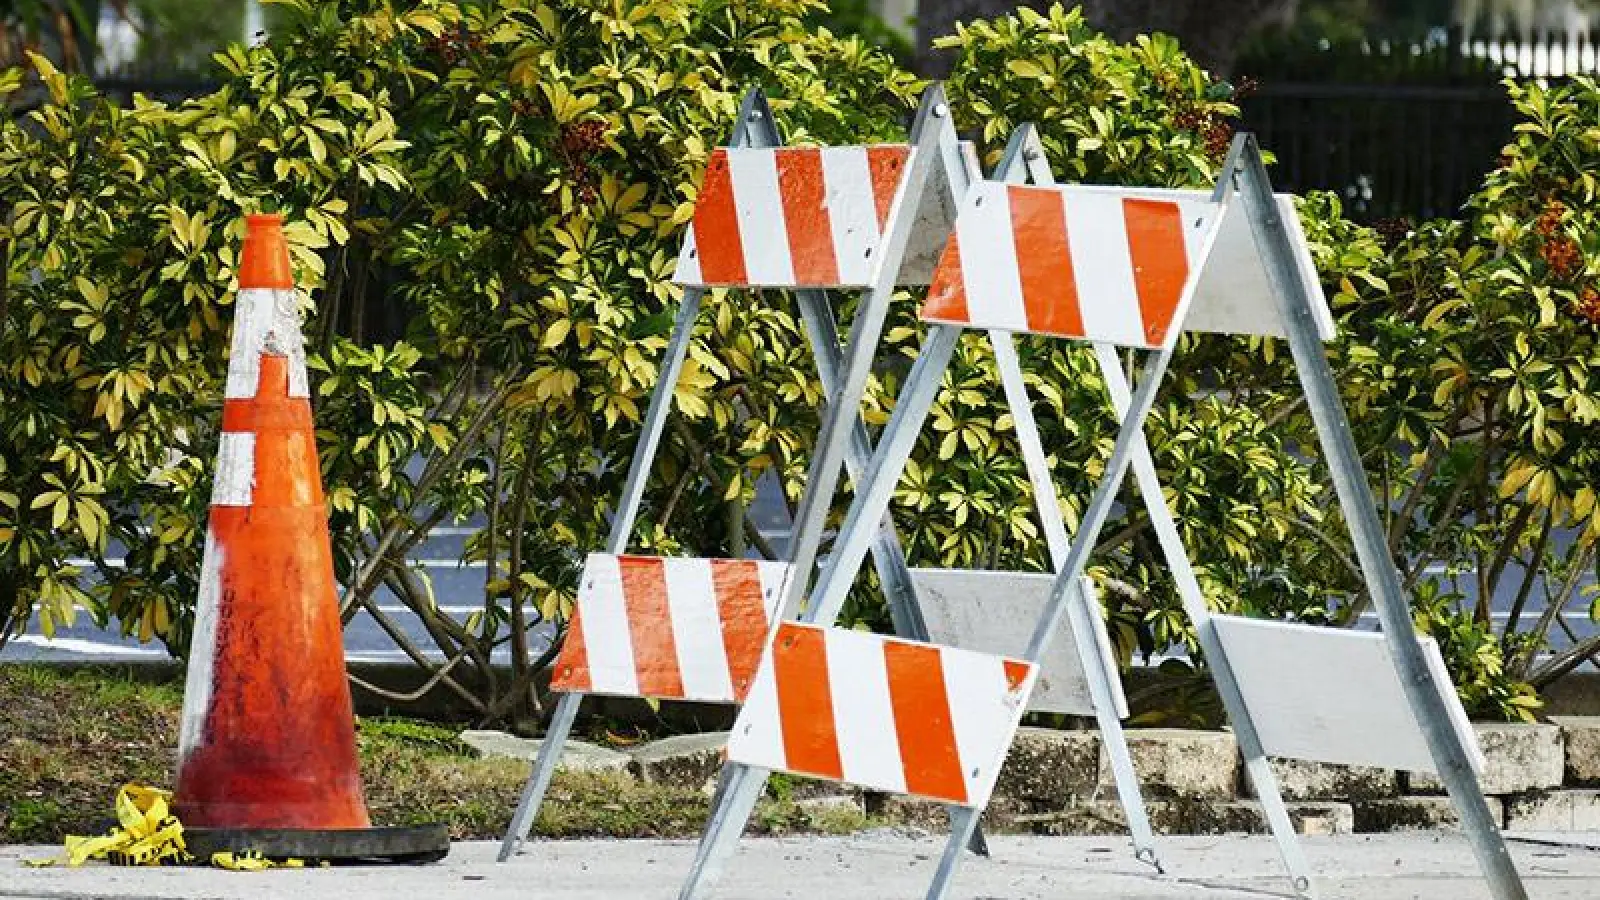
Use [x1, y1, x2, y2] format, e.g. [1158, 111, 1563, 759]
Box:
[1188, 195, 1333, 341]
[728, 622, 1037, 808]
[919, 182, 1222, 349]
[910, 569, 1127, 718]
[550, 554, 792, 704]
[1210, 615, 1484, 774]
[894, 139, 985, 287]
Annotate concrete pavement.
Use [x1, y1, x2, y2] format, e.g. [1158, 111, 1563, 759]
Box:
[4, 833, 1599, 899]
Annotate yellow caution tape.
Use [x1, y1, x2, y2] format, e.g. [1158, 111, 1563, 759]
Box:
[24, 785, 329, 871]
[211, 851, 272, 871]
[26, 785, 190, 868]
[210, 852, 316, 871]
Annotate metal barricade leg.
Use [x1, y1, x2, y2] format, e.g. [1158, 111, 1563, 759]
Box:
[497, 691, 582, 861]
[798, 324, 963, 628]
[678, 764, 769, 900]
[924, 806, 984, 900]
[1066, 582, 1161, 870]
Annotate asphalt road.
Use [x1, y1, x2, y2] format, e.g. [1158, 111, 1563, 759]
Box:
[5, 833, 1600, 899]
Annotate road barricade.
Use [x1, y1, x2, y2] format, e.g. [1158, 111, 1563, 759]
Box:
[497, 84, 985, 861]
[679, 128, 1525, 900]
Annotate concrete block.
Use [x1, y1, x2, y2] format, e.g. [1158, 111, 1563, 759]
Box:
[1190, 801, 1356, 836]
[1006, 800, 1158, 837]
[1405, 723, 1563, 795]
[628, 732, 729, 789]
[1097, 729, 1238, 799]
[458, 730, 631, 772]
[1551, 717, 1600, 787]
[1354, 796, 1504, 832]
[995, 727, 1100, 802]
[1012, 800, 1352, 836]
[1504, 790, 1600, 830]
[870, 793, 1025, 832]
[1243, 758, 1398, 801]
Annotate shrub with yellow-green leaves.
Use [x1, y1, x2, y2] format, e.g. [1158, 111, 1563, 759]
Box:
[2, 1, 1582, 725]
[1322, 76, 1600, 716]
[0, 0, 930, 724]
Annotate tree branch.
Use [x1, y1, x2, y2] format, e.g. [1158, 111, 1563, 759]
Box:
[341, 376, 517, 619]
[348, 590, 485, 713]
[1503, 509, 1554, 634]
[1519, 544, 1598, 682]
[1289, 517, 1366, 600]
[349, 652, 468, 704]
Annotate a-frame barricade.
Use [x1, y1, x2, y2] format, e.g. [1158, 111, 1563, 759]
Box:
[674, 127, 1166, 900]
[682, 128, 1529, 900]
[498, 84, 986, 861]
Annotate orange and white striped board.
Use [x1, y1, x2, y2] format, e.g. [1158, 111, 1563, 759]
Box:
[726, 622, 1038, 808]
[549, 553, 792, 705]
[673, 146, 912, 289]
[1065, 186, 1336, 342]
[920, 182, 1223, 349]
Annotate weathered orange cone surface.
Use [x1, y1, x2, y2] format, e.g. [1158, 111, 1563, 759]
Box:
[173, 214, 370, 829]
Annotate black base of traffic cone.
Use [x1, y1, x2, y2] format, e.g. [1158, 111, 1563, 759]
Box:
[185, 824, 450, 865]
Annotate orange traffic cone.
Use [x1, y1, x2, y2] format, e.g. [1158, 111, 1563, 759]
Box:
[173, 215, 445, 861]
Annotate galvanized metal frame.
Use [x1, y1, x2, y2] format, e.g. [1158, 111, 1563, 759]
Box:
[743, 131, 1255, 900]
[497, 85, 973, 864]
[685, 127, 1529, 900]
[777, 135, 1301, 900]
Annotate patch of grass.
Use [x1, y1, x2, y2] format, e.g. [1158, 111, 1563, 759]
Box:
[0, 665, 180, 843]
[0, 664, 886, 844]
[357, 716, 470, 755]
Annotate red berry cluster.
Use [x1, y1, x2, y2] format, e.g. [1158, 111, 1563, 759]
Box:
[1371, 217, 1412, 250]
[1534, 201, 1583, 279]
[427, 28, 485, 66]
[1535, 201, 1565, 237]
[511, 98, 537, 117]
[1576, 286, 1600, 326]
[1541, 236, 1582, 280]
[1541, 239, 1581, 279]
[1158, 67, 1240, 161]
[1172, 105, 1235, 160]
[558, 120, 608, 206]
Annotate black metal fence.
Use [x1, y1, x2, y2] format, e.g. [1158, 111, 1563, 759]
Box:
[1238, 82, 1517, 222]
[1233, 24, 1600, 223]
